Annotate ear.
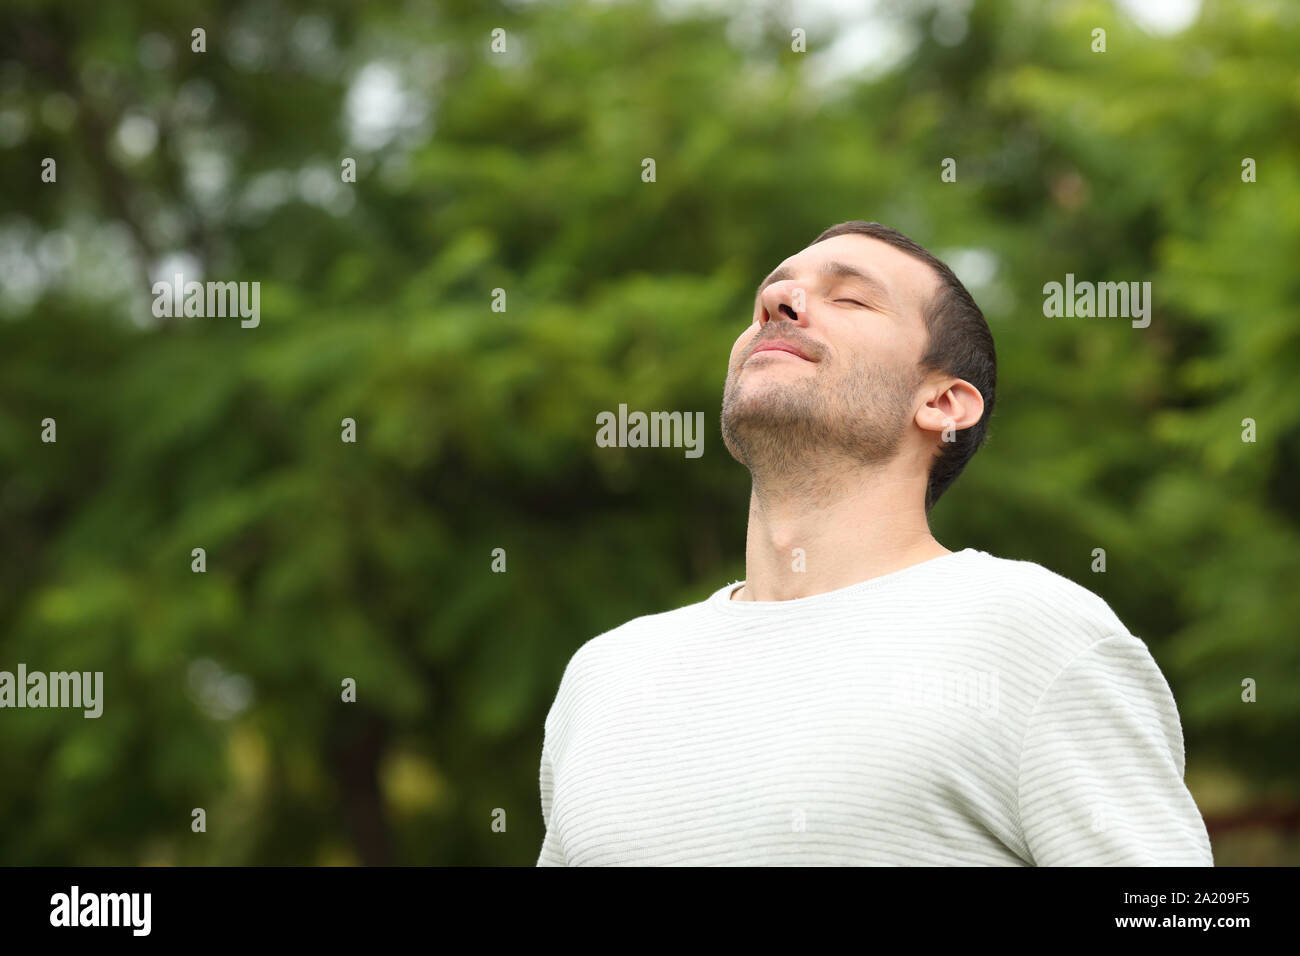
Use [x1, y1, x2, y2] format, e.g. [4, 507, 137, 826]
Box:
[915, 378, 984, 441]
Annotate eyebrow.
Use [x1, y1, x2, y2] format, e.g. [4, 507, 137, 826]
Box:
[754, 259, 894, 306]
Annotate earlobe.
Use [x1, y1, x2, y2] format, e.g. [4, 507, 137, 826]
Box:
[915, 404, 950, 433]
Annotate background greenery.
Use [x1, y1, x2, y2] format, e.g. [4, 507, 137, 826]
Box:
[0, 0, 1296, 865]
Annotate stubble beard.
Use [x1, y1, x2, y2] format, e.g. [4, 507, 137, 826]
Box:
[720, 356, 921, 497]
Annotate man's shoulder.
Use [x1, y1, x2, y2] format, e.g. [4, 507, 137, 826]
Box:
[543, 593, 715, 733]
[568, 592, 716, 670]
[962, 549, 1136, 650]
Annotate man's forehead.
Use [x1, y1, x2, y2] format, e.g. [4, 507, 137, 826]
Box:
[769, 233, 940, 308]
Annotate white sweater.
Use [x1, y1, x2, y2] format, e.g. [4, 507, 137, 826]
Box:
[536, 548, 1214, 866]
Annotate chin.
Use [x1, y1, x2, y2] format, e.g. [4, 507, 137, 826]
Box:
[723, 391, 816, 436]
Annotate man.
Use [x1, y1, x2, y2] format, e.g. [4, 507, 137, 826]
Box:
[536, 221, 1214, 866]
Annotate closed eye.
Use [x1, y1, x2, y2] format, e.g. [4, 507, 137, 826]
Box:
[835, 298, 869, 308]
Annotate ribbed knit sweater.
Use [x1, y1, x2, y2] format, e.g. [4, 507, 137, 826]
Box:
[536, 548, 1214, 866]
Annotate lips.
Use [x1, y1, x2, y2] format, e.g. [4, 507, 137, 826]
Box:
[750, 340, 812, 361]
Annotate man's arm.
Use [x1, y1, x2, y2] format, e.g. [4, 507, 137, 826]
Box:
[536, 737, 565, 866]
[1016, 632, 1214, 865]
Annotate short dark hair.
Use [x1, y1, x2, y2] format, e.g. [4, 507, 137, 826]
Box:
[811, 220, 996, 514]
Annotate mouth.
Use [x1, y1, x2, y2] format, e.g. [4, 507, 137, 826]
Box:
[748, 341, 813, 362]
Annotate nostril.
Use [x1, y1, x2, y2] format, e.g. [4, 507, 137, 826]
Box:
[779, 303, 797, 321]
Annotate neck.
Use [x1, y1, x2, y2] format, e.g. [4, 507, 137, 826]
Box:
[734, 460, 948, 601]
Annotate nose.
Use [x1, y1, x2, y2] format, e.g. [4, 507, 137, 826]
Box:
[758, 279, 808, 329]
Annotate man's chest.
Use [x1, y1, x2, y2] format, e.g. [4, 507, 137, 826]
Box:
[549, 640, 1027, 865]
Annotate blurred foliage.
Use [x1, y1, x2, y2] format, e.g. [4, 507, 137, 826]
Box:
[0, 0, 1296, 865]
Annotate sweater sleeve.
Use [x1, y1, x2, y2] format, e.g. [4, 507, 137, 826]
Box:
[1016, 632, 1214, 866]
[536, 736, 566, 866]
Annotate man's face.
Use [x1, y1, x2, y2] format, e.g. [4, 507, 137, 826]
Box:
[721, 233, 941, 475]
